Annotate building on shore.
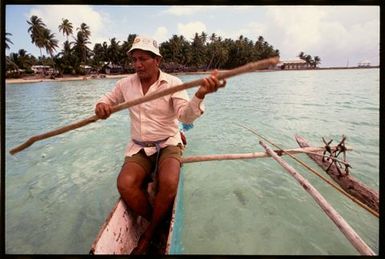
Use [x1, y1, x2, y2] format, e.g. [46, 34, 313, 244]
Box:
[31, 65, 59, 76]
[276, 59, 312, 70]
[31, 65, 51, 74]
[358, 60, 371, 67]
[80, 65, 93, 74]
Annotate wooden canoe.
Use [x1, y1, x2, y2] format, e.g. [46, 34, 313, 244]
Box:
[90, 180, 179, 255]
[295, 135, 379, 214]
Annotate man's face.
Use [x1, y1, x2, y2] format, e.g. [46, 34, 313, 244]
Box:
[131, 50, 160, 80]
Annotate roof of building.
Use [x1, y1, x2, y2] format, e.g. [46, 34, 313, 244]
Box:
[80, 65, 93, 69]
[31, 65, 51, 68]
[279, 59, 307, 64]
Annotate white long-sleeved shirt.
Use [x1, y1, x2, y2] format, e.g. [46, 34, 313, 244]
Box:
[97, 70, 205, 157]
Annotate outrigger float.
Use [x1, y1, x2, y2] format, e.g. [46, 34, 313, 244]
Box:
[90, 134, 378, 255]
[295, 135, 379, 214]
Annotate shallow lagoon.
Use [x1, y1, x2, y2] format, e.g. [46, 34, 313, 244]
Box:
[5, 68, 379, 254]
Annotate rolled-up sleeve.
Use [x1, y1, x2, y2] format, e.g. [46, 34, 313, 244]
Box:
[173, 94, 205, 124]
[96, 80, 125, 107]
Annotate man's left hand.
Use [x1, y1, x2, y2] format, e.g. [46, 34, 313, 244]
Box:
[195, 70, 226, 99]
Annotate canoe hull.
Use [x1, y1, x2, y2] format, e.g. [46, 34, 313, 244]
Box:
[90, 181, 176, 254]
[90, 198, 148, 254]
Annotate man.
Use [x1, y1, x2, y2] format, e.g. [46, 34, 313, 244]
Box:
[95, 35, 226, 254]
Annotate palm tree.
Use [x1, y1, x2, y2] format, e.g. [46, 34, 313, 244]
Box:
[42, 29, 59, 58]
[314, 56, 321, 67]
[91, 43, 105, 72]
[39, 28, 59, 75]
[190, 32, 207, 68]
[298, 51, 305, 60]
[73, 30, 91, 64]
[61, 41, 74, 57]
[77, 22, 91, 39]
[161, 35, 188, 64]
[121, 34, 137, 54]
[6, 49, 35, 77]
[304, 54, 313, 67]
[209, 33, 218, 43]
[56, 40, 75, 74]
[5, 32, 13, 49]
[107, 38, 121, 65]
[15, 49, 34, 70]
[6, 53, 19, 74]
[254, 35, 264, 57]
[207, 35, 228, 69]
[27, 15, 47, 57]
[121, 34, 137, 70]
[58, 18, 73, 41]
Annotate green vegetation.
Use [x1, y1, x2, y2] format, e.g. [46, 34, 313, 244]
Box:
[298, 51, 321, 68]
[5, 32, 13, 49]
[6, 16, 281, 78]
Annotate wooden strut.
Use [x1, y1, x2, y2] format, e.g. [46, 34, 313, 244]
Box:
[181, 146, 346, 163]
[303, 151, 351, 167]
[9, 57, 279, 155]
[322, 136, 351, 175]
[259, 141, 375, 256]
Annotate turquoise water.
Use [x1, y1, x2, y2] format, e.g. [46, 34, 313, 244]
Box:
[5, 68, 379, 254]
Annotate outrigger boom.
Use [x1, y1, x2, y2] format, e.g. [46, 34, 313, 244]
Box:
[181, 145, 351, 163]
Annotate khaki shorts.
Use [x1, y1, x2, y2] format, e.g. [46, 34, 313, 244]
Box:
[123, 144, 183, 175]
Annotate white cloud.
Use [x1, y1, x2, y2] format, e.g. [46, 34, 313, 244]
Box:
[238, 22, 266, 39]
[165, 6, 205, 16]
[177, 21, 207, 40]
[262, 6, 379, 66]
[154, 26, 168, 43]
[16, 5, 378, 67]
[265, 6, 326, 55]
[164, 5, 249, 16]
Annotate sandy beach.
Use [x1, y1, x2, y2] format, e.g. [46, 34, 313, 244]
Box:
[5, 74, 131, 84]
[5, 71, 214, 85]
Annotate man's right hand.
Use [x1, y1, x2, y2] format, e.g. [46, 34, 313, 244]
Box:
[95, 103, 112, 119]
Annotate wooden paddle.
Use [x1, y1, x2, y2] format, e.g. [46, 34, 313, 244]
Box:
[9, 57, 279, 155]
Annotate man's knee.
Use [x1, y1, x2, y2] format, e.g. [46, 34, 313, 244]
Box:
[117, 163, 147, 195]
[117, 173, 135, 195]
[158, 158, 180, 195]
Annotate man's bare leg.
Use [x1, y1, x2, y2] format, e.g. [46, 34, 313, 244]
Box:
[117, 162, 152, 221]
[131, 157, 180, 254]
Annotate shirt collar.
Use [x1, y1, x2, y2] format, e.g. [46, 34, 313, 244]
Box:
[158, 70, 169, 84]
[134, 69, 169, 88]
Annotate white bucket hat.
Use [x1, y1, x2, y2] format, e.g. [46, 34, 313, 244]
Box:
[127, 35, 162, 57]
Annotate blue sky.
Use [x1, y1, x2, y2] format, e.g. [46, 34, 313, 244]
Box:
[5, 5, 380, 67]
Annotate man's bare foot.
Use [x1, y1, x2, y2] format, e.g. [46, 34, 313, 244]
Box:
[131, 233, 152, 255]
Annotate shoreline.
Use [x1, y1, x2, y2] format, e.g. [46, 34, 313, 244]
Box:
[5, 71, 212, 85]
[5, 74, 130, 85]
[5, 66, 378, 85]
